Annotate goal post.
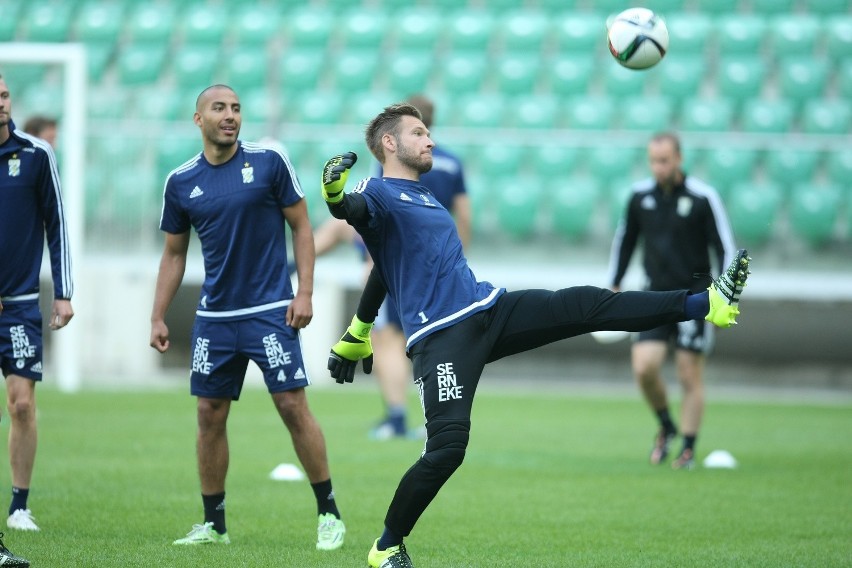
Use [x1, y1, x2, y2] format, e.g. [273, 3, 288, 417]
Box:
[1, 42, 86, 392]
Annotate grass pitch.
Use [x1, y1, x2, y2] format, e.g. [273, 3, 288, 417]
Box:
[2, 384, 850, 567]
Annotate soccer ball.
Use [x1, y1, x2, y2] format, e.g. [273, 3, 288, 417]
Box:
[607, 7, 669, 70]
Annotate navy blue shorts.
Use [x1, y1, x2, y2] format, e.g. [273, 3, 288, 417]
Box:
[635, 319, 714, 354]
[0, 303, 43, 381]
[189, 309, 310, 400]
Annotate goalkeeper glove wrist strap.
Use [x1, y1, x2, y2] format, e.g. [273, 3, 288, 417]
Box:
[348, 315, 373, 339]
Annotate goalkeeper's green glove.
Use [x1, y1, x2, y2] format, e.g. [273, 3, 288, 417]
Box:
[321, 152, 358, 204]
[328, 315, 373, 384]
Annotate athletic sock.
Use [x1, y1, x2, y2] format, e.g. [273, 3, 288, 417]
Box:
[377, 525, 403, 550]
[387, 405, 407, 436]
[683, 434, 697, 452]
[311, 479, 341, 519]
[684, 291, 710, 320]
[201, 492, 227, 535]
[656, 408, 677, 435]
[9, 487, 29, 516]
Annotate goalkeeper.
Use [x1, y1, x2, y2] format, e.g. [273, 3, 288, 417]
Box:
[321, 103, 751, 568]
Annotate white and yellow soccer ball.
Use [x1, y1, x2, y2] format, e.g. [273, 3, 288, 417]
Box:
[607, 7, 669, 70]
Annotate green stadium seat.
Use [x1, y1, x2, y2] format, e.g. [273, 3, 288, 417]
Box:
[477, 143, 525, 178]
[663, 13, 712, 55]
[717, 57, 767, 102]
[587, 146, 640, 184]
[824, 16, 852, 60]
[608, 177, 637, 231]
[385, 50, 433, 94]
[717, 16, 766, 55]
[751, 0, 796, 14]
[232, 4, 281, 45]
[739, 99, 794, 133]
[508, 95, 560, 129]
[789, 184, 842, 247]
[838, 61, 852, 99]
[652, 56, 705, 103]
[552, 13, 606, 54]
[285, 7, 333, 49]
[777, 57, 829, 107]
[349, 91, 397, 126]
[704, 148, 760, 189]
[279, 49, 324, 93]
[238, 88, 275, 124]
[551, 177, 600, 241]
[803, 0, 849, 16]
[179, 4, 228, 46]
[605, 63, 649, 96]
[438, 51, 488, 93]
[117, 43, 169, 85]
[595, 0, 636, 13]
[496, 176, 541, 240]
[85, 42, 115, 82]
[330, 49, 379, 92]
[497, 10, 549, 53]
[87, 86, 129, 120]
[826, 149, 852, 188]
[156, 134, 201, 181]
[23, 1, 73, 42]
[565, 97, 615, 130]
[694, 0, 739, 14]
[447, 11, 495, 51]
[802, 99, 852, 135]
[110, 165, 161, 229]
[640, 0, 692, 12]
[133, 85, 184, 121]
[727, 181, 782, 246]
[0, 0, 22, 40]
[620, 97, 674, 132]
[537, 0, 580, 10]
[291, 91, 344, 125]
[764, 149, 821, 194]
[456, 94, 506, 128]
[171, 44, 221, 88]
[769, 15, 820, 58]
[530, 145, 581, 174]
[341, 9, 387, 49]
[546, 56, 594, 97]
[125, 3, 176, 43]
[679, 99, 734, 132]
[21, 84, 63, 119]
[391, 9, 443, 51]
[73, 1, 124, 44]
[494, 54, 540, 95]
[224, 47, 269, 93]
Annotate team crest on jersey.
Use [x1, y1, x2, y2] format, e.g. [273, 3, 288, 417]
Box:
[677, 196, 693, 217]
[242, 162, 254, 183]
[8, 156, 21, 177]
[641, 195, 656, 210]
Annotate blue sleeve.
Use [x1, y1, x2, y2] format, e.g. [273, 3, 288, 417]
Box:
[159, 177, 190, 234]
[272, 151, 303, 208]
[37, 145, 73, 299]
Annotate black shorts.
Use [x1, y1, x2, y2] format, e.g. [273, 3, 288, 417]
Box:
[635, 319, 714, 354]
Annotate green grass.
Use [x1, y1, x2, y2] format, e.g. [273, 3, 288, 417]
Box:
[2, 385, 850, 567]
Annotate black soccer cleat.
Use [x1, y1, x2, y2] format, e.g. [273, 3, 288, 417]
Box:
[0, 532, 30, 567]
[649, 427, 677, 465]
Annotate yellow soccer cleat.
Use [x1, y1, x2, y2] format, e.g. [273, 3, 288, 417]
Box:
[368, 538, 414, 568]
[706, 249, 751, 328]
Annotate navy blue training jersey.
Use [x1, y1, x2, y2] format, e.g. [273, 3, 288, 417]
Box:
[0, 119, 73, 304]
[160, 141, 304, 319]
[350, 176, 502, 349]
[373, 145, 467, 210]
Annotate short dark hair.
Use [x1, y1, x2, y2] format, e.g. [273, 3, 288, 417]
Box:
[650, 131, 681, 156]
[195, 84, 236, 110]
[405, 94, 434, 128]
[23, 116, 58, 137]
[365, 103, 423, 163]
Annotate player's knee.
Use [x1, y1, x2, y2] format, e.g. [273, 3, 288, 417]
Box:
[422, 420, 470, 473]
[6, 397, 34, 423]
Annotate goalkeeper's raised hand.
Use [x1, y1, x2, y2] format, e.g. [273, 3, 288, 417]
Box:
[328, 315, 373, 384]
[321, 152, 358, 204]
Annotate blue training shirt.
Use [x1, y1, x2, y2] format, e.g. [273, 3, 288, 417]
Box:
[373, 145, 467, 210]
[350, 176, 503, 349]
[0, 119, 73, 304]
[160, 141, 303, 319]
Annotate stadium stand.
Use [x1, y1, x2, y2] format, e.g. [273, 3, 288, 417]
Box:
[2, 0, 850, 255]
